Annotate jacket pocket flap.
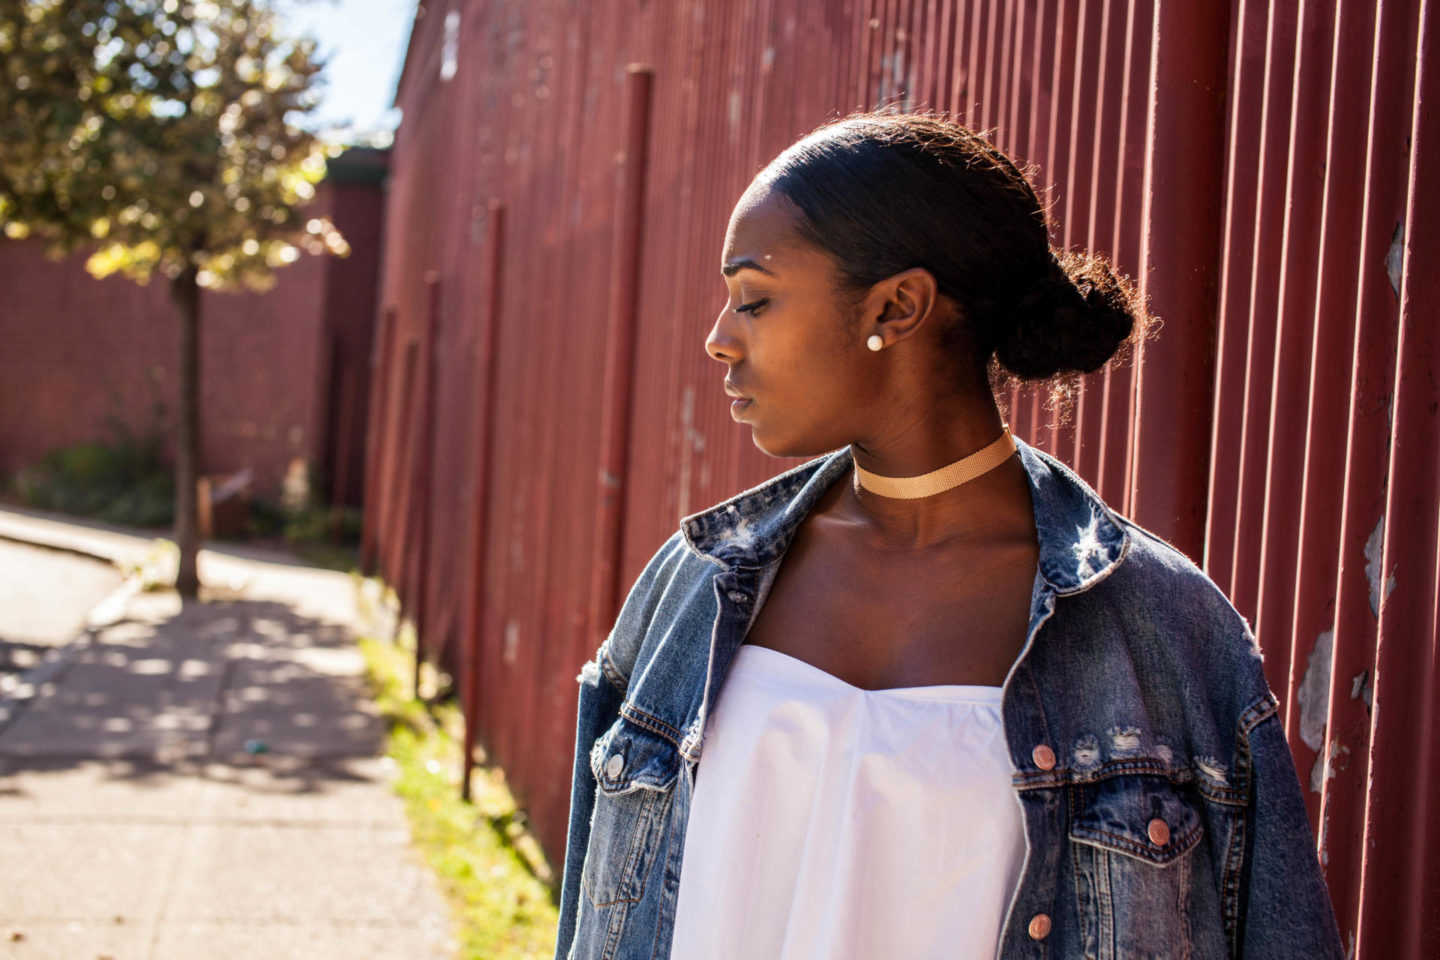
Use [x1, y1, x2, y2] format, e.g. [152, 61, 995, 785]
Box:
[588, 713, 680, 796]
[1070, 776, 1203, 866]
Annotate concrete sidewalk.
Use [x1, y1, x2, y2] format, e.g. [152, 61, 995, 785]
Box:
[0, 507, 456, 960]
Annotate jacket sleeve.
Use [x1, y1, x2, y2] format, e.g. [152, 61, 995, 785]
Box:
[1237, 704, 1346, 958]
[553, 530, 692, 959]
[553, 648, 625, 960]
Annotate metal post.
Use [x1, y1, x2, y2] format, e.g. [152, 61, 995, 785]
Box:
[588, 65, 654, 644]
[462, 200, 505, 800]
[410, 272, 442, 699]
[1130, 0, 1231, 558]
[361, 308, 396, 576]
[389, 339, 419, 638]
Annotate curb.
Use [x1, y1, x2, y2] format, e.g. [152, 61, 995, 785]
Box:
[0, 522, 160, 736]
[0, 531, 123, 567]
[0, 575, 144, 735]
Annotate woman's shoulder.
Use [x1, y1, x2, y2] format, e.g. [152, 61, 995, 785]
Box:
[1095, 511, 1273, 711]
[615, 527, 715, 620]
[599, 528, 721, 685]
[1108, 512, 1248, 625]
[602, 454, 846, 685]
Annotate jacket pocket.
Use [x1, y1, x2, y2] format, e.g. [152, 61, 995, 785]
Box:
[1070, 774, 1203, 865]
[1069, 776, 1209, 960]
[588, 711, 682, 795]
[580, 713, 680, 909]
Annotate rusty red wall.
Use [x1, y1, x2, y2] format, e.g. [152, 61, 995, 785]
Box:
[1202, 2, 1439, 955]
[0, 151, 387, 507]
[371, 2, 1437, 951]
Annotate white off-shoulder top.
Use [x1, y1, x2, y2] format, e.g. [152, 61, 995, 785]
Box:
[668, 642, 1027, 960]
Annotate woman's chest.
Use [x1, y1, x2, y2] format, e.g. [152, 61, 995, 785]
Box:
[740, 528, 1041, 690]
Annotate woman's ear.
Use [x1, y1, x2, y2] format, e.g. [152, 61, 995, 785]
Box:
[865, 266, 940, 344]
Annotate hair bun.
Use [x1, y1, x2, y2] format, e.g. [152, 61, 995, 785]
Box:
[992, 249, 1142, 380]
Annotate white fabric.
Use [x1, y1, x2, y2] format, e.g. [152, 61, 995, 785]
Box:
[669, 643, 1026, 960]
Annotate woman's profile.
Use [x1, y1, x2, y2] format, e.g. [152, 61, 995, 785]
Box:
[554, 112, 1344, 960]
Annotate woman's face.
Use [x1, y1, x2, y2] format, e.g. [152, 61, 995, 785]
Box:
[706, 181, 879, 459]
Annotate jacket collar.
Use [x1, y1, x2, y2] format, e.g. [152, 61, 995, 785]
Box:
[680, 434, 1130, 594]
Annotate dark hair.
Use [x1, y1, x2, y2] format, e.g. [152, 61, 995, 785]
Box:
[761, 111, 1151, 405]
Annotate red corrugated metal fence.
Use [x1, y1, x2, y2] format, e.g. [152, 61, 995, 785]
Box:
[365, 2, 1437, 952]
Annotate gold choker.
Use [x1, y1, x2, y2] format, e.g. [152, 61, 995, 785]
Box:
[852, 427, 1017, 499]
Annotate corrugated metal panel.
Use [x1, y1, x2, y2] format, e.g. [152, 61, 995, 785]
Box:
[1205, 1, 1438, 954]
[367, 2, 1438, 951]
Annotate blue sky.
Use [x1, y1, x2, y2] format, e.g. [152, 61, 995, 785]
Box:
[276, 0, 417, 143]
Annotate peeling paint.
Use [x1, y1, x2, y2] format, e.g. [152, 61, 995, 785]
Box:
[1330, 738, 1351, 774]
[1363, 516, 1397, 616]
[677, 385, 699, 517]
[1350, 669, 1373, 709]
[503, 616, 520, 666]
[1312, 738, 1352, 794]
[1385, 221, 1404, 298]
[1297, 629, 1334, 751]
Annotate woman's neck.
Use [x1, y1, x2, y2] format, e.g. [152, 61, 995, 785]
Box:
[840, 397, 1031, 552]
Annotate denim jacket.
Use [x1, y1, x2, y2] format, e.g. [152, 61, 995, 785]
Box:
[555, 436, 1344, 960]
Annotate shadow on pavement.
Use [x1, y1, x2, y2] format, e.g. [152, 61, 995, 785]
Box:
[0, 591, 387, 785]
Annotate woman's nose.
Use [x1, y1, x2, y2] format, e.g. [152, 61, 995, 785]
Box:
[705, 311, 743, 364]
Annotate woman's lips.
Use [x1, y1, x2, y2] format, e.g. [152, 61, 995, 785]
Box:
[724, 381, 753, 420]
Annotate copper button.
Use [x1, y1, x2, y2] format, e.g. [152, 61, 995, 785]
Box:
[1028, 913, 1052, 940]
[1031, 743, 1057, 771]
[1148, 818, 1170, 846]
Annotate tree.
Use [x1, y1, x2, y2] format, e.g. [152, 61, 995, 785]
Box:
[0, 0, 349, 597]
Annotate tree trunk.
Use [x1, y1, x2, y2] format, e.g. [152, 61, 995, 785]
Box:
[170, 264, 202, 598]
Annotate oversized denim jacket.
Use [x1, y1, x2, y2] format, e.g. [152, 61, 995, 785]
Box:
[555, 436, 1344, 960]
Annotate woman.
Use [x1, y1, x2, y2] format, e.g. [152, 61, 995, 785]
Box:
[555, 113, 1343, 960]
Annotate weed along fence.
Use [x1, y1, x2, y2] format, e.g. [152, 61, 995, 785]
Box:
[363, 1, 1438, 953]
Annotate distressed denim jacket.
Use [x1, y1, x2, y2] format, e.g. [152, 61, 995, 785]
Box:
[555, 436, 1344, 960]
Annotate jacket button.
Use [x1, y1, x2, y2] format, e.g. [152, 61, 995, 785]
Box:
[606, 754, 624, 778]
[1027, 913, 1052, 940]
[1148, 818, 1170, 846]
[1031, 744, 1056, 770]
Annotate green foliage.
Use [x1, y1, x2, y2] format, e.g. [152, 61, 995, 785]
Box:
[0, 0, 348, 289]
[246, 450, 361, 545]
[248, 491, 361, 543]
[12, 417, 175, 527]
[283, 500, 361, 542]
[357, 624, 560, 960]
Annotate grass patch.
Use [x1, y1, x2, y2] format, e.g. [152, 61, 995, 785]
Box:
[10, 423, 173, 528]
[357, 614, 559, 960]
[284, 538, 361, 575]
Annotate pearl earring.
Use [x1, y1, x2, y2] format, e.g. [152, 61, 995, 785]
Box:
[866, 334, 884, 352]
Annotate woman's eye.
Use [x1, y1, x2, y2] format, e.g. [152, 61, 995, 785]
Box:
[734, 298, 769, 315]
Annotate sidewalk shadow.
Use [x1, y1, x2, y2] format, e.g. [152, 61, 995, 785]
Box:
[0, 592, 389, 799]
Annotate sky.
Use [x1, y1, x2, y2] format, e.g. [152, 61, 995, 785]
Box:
[274, 0, 417, 144]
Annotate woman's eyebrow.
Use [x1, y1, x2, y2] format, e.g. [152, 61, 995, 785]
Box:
[721, 258, 777, 278]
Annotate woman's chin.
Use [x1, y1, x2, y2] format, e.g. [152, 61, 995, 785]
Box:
[748, 425, 838, 461]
